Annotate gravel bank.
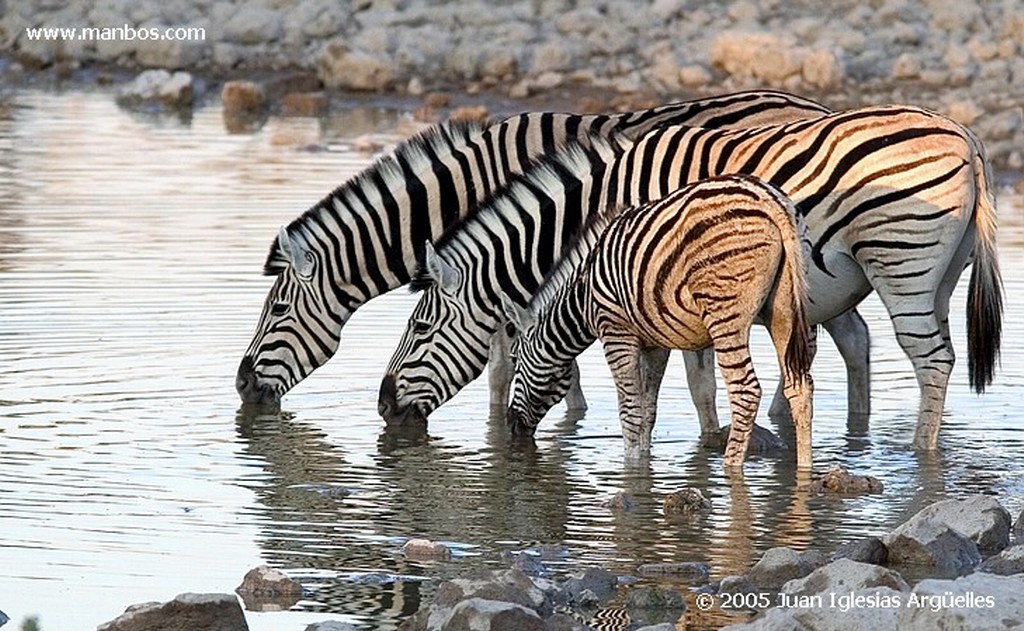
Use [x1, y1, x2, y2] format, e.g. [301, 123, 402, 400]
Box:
[3, 1, 1022, 165]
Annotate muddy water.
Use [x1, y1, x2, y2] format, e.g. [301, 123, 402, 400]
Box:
[0, 90, 1021, 630]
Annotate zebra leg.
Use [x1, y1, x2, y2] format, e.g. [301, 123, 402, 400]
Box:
[823, 309, 871, 419]
[884, 303, 954, 451]
[640, 347, 670, 429]
[683, 348, 722, 443]
[487, 328, 513, 410]
[767, 325, 818, 420]
[714, 339, 762, 469]
[564, 360, 588, 411]
[603, 336, 654, 459]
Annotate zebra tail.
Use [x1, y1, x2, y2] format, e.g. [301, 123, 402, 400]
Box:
[967, 142, 1003, 393]
[776, 200, 814, 384]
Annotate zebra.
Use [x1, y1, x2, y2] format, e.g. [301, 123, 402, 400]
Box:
[234, 90, 836, 410]
[501, 174, 814, 467]
[381, 104, 1002, 452]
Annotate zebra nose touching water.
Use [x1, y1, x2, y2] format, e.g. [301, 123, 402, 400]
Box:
[504, 175, 814, 469]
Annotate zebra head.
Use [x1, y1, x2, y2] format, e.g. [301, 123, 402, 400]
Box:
[236, 226, 357, 404]
[378, 241, 494, 425]
[503, 295, 575, 436]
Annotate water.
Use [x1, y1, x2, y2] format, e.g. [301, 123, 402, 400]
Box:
[0, 89, 1022, 631]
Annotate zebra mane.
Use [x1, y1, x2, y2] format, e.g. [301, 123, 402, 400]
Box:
[263, 117, 492, 276]
[526, 197, 620, 315]
[409, 131, 627, 292]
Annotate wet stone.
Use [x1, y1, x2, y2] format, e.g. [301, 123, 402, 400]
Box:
[978, 542, 1024, 575]
[746, 547, 825, 590]
[305, 622, 358, 631]
[663, 488, 712, 516]
[97, 593, 247, 631]
[832, 536, 889, 565]
[636, 562, 711, 582]
[563, 567, 618, 603]
[402, 538, 451, 560]
[624, 586, 687, 626]
[713, 423, 789, 454]
[811, 466, 884, 494]
[236, 565, 303, 611]
[601, 492, 634, 512]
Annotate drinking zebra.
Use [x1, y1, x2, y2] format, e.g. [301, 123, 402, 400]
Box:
[502, 174, 813, 467]
[381, 105, 1002, 451]
[234, 90, 837, 411]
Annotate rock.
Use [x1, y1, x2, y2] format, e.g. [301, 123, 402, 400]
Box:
[636, 562, 710, 582]
[443, 598, 546, 631]
[709, 31, 803, 85]
[222, 80, 265, 117]
[746, 547, 825, 590]
[712, 423, 788, 454]
[0, 609, 7, 626]
[305, 622, 359, 631]
[832, 536, 888, 565]
[978, 542, 1024, 575]
[886, 519, 982, 573]
[402, 538, 451, 560]
[780, 558, 909, 598]
[812, 467, 883, 494]
[633, 625, 676, 631]
[510, 552, 550, 578]
[718, 575, 757, 597]
[317, 42, 399, 91]
[281, 92, 329, 117]
[448, 105, 490, 123]
[624, 586, 686, 626]
[802, 48, 844, 88]
[563, 567, 618, 603]
[235, 565, 303, 611]
[663, 488, 712, 516]
[436, 568, 550, 616]
[890, 496, 1012, 554]
[897, 572, 1024, 629]
[1015, 508, 1024, 541]
[97, 593, 248, 631]
[601, 492, 634, 512]
[116, 70, 193, 109]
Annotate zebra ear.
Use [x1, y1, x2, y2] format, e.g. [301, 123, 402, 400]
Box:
[279, 227, 314, 279]
[424, 241, 460, 294]
[500, 294, 534, 333]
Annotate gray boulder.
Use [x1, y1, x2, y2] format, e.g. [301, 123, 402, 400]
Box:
[562, 567, 617, 603]
[235, 565, 302, 611]
[897, 572, 1024, 629]
[97, 593, 248, 631]
[442, 598, 546, 631]
[886, 518, 982, 573]
[978, 542, 1024, 576]
[890, 496, 1012, 554]
[832, 536, 888, 565]
[746, 547, 826, 589]
[637, 562, 710, 582]
[116, 70, 194, 109]
[1014, 508, 1023, 541]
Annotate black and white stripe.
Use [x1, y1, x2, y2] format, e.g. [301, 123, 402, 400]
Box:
[383, 105, 1002, 451]
[504, 175, 814, 468]
[234, 90, 831, 406]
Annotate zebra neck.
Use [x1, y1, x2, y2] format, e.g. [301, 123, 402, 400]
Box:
[537, 275, 597, 363]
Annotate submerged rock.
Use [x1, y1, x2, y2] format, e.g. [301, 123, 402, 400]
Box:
[637, 561, 710, 582]
[624, 586, 687, 626]
[97, 593, 248, 631]
[305, 622, 358, 631]
[663, 488, 712, 516]
[811, 466, 883, 494]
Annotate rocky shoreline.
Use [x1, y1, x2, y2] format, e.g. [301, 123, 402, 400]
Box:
[91, 492, 1024, 631]
[2, 0, 1024, 171]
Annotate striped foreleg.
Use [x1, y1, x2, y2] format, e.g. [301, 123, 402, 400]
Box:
[603, 335, 656, 459]
[489, 328, 587, 411]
